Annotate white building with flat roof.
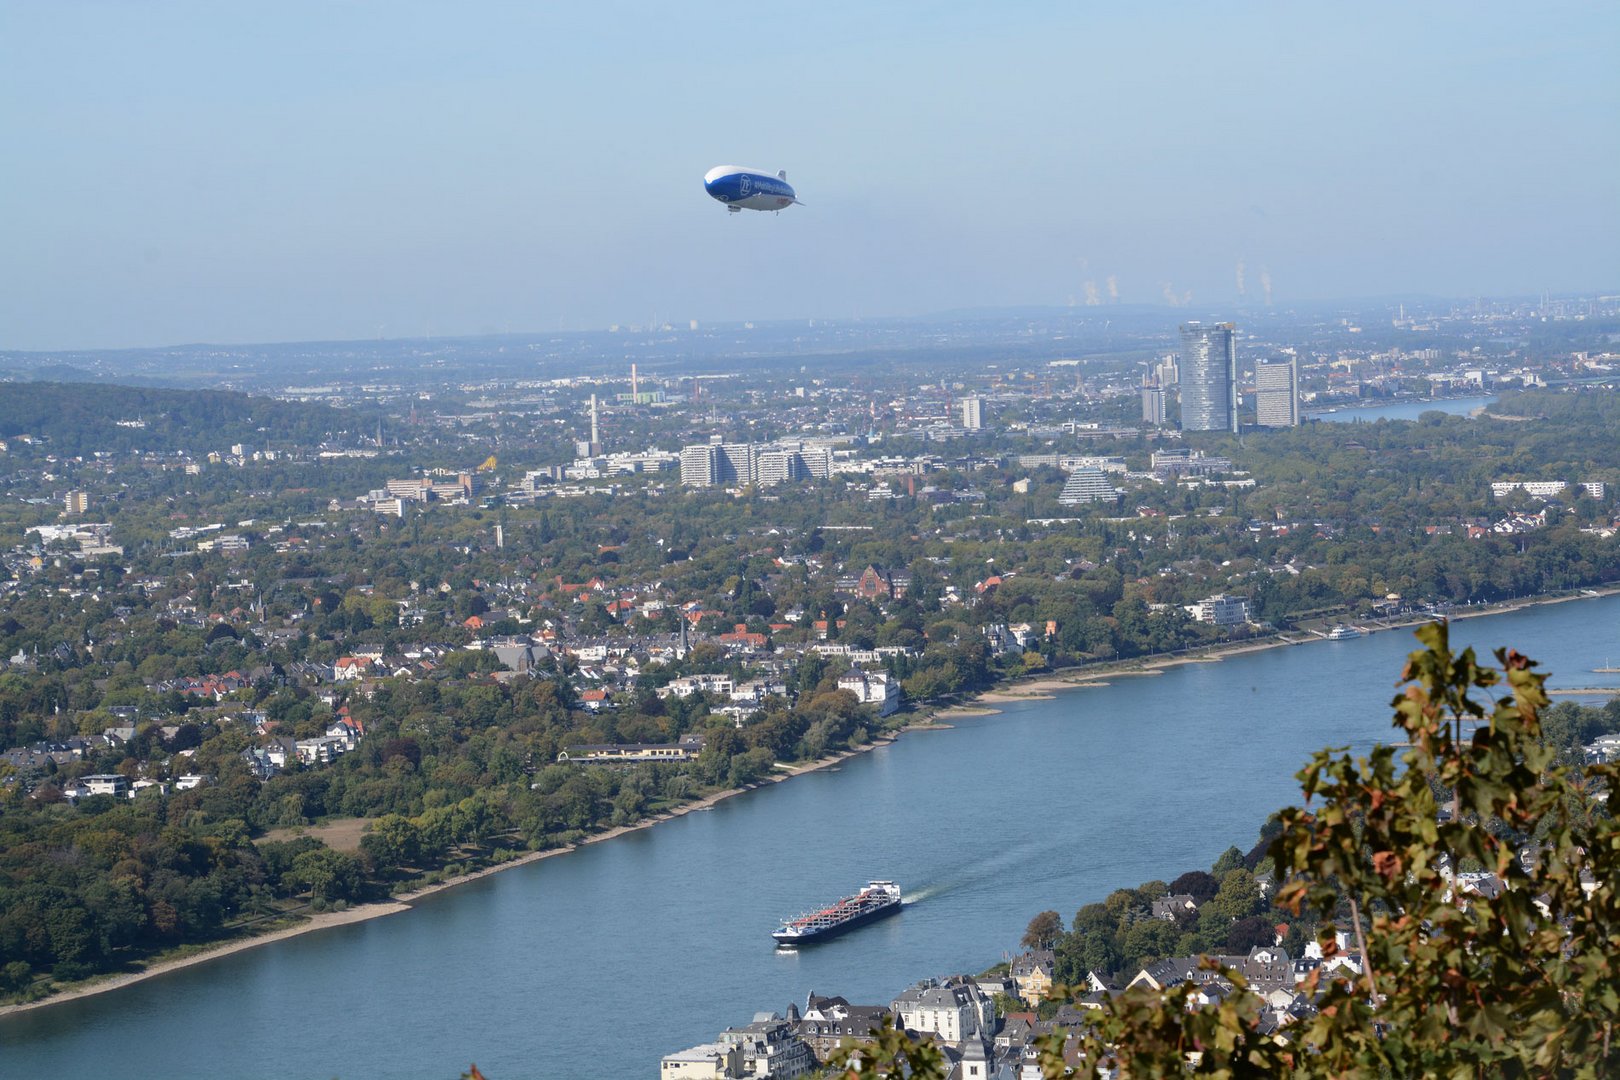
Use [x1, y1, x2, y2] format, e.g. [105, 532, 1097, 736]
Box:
[1187, 594, 1253, 626]
[960, 396, 983, 430]
[659, 1042, 740, 1079]
[1255, 358, 1299, 428]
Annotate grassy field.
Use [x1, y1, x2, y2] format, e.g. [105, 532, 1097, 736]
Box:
[262, 817, 374, 852]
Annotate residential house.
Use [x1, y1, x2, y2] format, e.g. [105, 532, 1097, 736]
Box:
[837, 669, 901, 717]
[296, 735, 350, 766]
[84, 773, 131, 797]
[1129, 947, 1294, 997]
[730, 679, 789, 707]
[717, 624, 769, 653]
[325, 712, 364, 749]
[892, 978, 995, 1044]
[660, 673, 736, 699]
[333, 656, 375, 681]
[792, 994, 891, 1061]
[716, 1013, 815, 1078]
[1151, 894, 1199, 921]
[1009, 950, 1055, 1005]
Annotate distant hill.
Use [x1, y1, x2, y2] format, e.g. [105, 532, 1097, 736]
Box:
[0, 363, 101, 383]
[0, 381, 365, 456]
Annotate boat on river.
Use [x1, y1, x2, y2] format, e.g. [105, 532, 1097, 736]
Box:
[1327, 625, 1363, 640]
[772, 880, 901, 946]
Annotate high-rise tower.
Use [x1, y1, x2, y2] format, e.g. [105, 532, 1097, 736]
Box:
[1177, 322, 1239, 433]
[1140, 375, 1166, 426]
[1255, 358, 1300, 428]
[960, 397, 983, 430]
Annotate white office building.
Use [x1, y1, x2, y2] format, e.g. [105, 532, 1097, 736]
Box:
[960, 396, 984, 430]
[1255, 358, 1300, 428]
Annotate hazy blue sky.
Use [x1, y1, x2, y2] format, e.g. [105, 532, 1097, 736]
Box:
[3, 1, 1616, 350]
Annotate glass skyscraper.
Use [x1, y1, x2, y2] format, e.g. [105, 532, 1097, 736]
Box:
[1177, 322, 1239, 432]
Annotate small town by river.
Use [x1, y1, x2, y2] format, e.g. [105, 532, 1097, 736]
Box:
[3, 593, 1616, 1079]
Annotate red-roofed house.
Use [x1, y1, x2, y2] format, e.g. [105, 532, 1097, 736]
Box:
[717, 624, 769, 650]
[333, 656, 372, 681]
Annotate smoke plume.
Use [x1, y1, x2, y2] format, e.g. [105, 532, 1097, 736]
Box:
[1235, 259, 1247, 296]
[1106, 275, 1119, 302]
[1084, 281, 1101, 306]
[1260, 268, 1273, 306]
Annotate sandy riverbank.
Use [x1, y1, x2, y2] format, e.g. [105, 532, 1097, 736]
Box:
[951, 584, 1620, 709]
[0, 902, 414, 1017]
[0, 731, 902, 1018]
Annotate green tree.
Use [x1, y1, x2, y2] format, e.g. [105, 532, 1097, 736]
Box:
[360, 814, 423, 869]
[1210, 845, 1245, 877]
[0, 960, 31, 994]
[288, 848, 365, 905]
[1021, 909, 1064, 952]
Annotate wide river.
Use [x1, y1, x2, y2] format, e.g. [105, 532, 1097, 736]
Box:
[1310, 394, 1497, 423]
[4, 594, 1617, 1078]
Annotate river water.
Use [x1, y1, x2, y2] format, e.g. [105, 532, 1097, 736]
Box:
[3, 595, 1617, 1078]
[1310, 394, 1498, 423]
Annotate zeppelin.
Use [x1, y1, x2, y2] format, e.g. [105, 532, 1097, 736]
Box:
[704, 165, 802, 213]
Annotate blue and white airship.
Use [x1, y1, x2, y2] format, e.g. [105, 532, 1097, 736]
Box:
[703, 165, 801, 213]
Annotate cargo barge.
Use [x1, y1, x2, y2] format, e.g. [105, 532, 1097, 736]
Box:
[772, 880, 902, 946]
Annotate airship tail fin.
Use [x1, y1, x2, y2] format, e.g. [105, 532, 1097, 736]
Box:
[778, 170, 787, 180]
